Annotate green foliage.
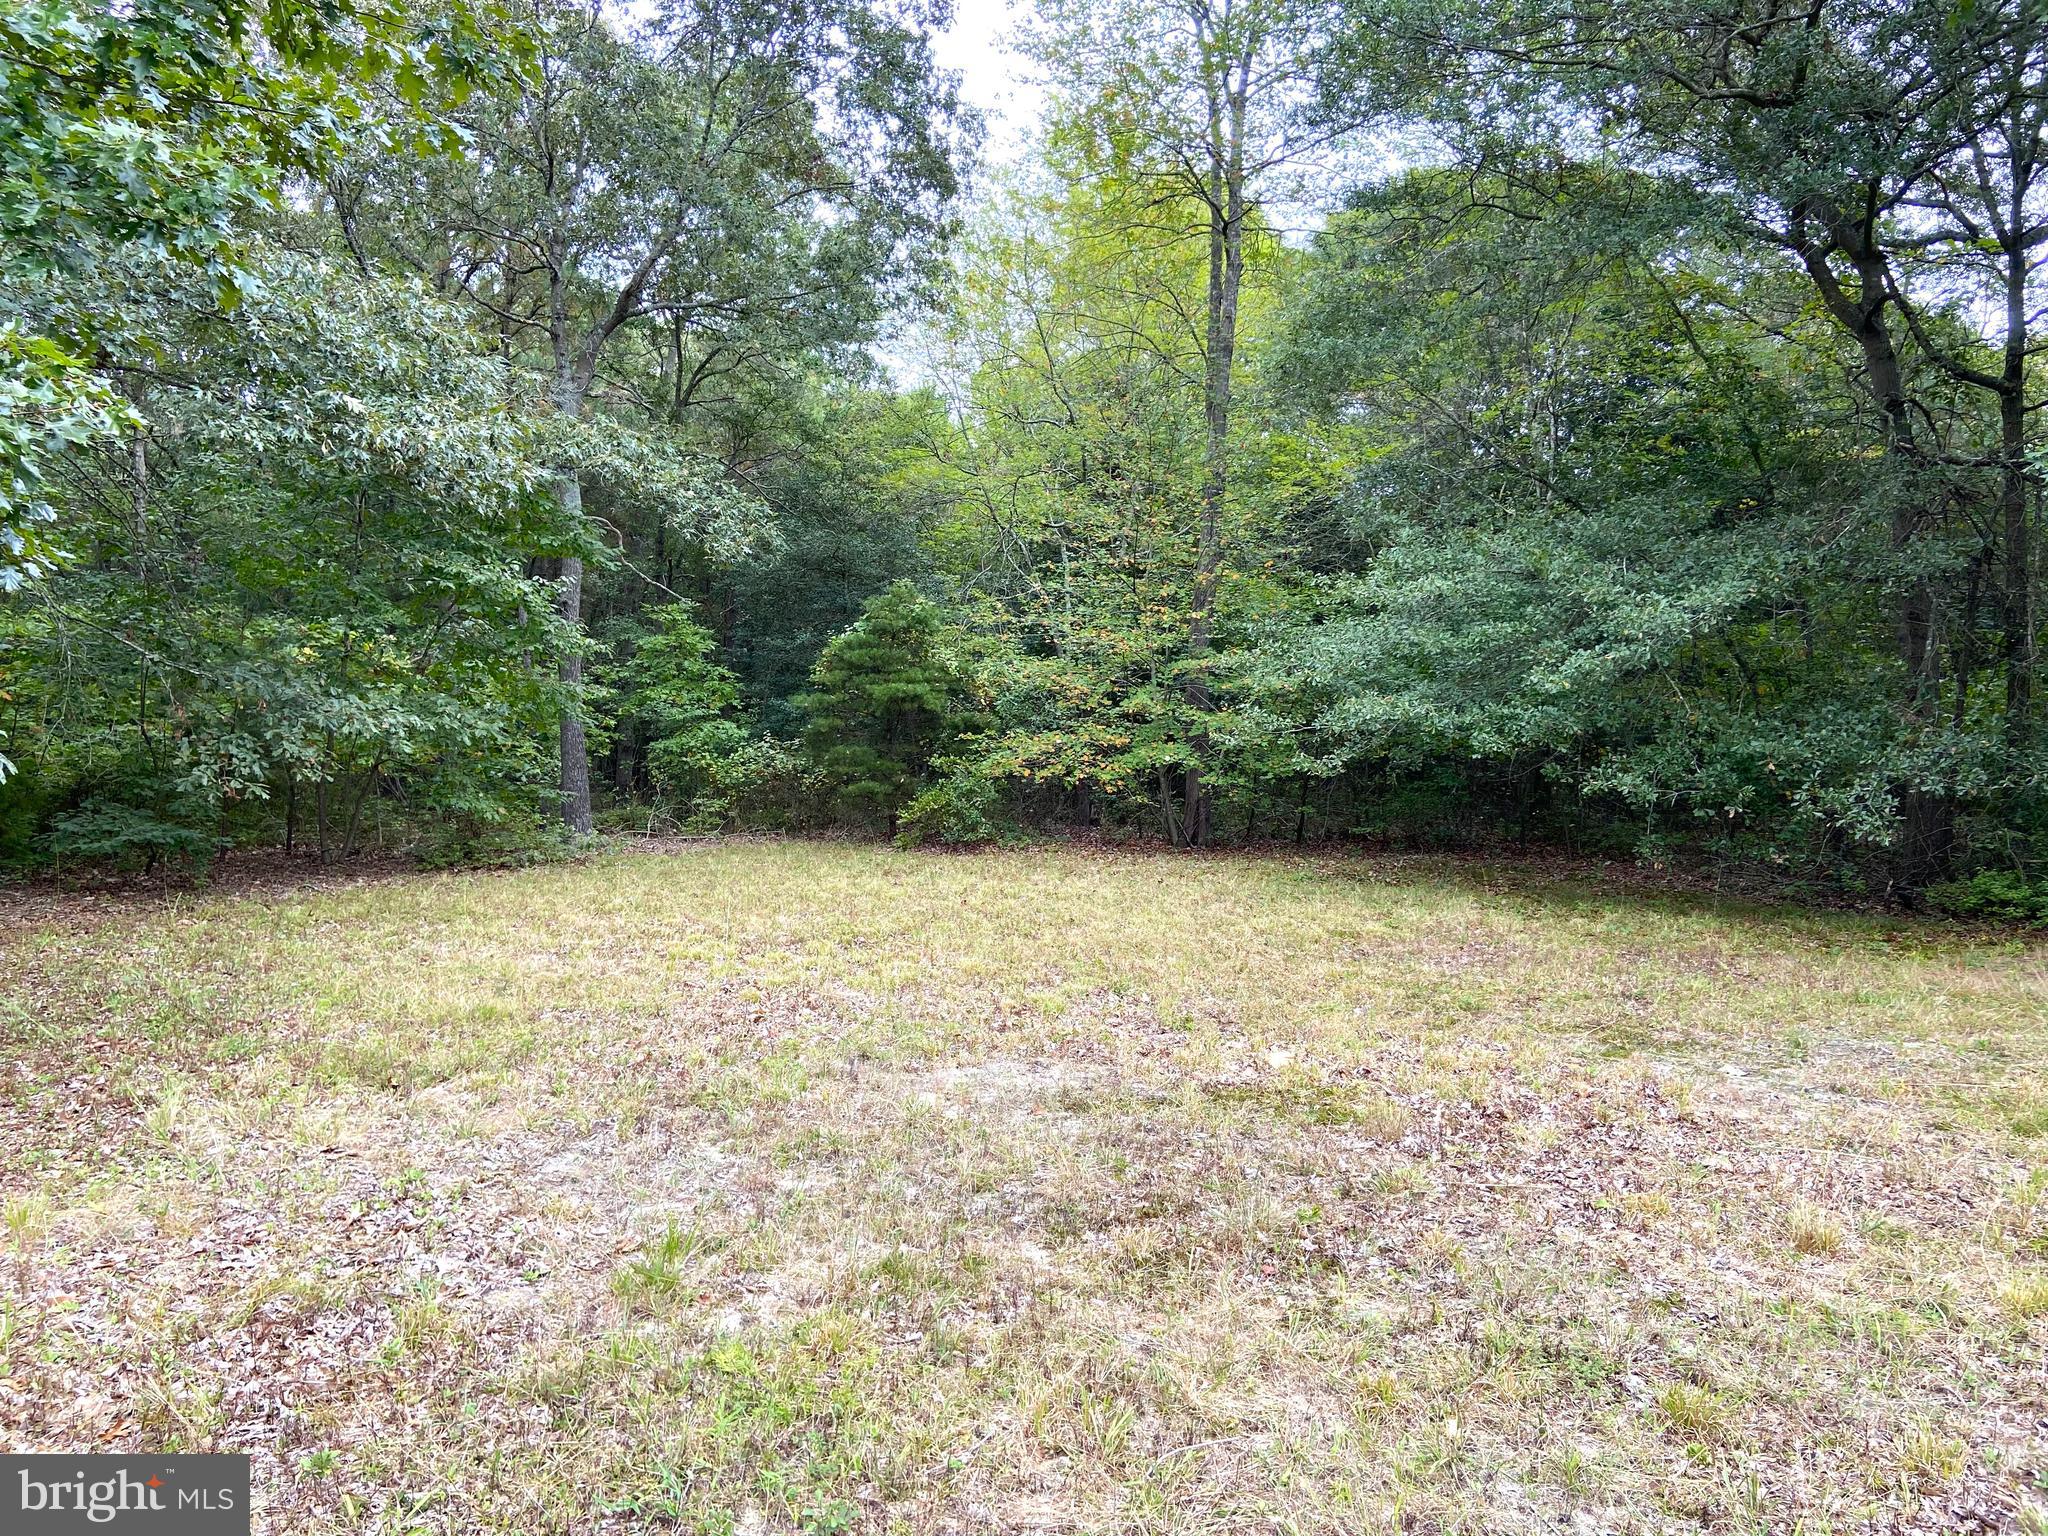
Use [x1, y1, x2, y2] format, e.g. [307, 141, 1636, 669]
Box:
[0, 0, 507, 586]
[323, 0, 966, 833]
[924, 173, 1242, 838]
[1926, 872, 2048, 926]
[684, 736, 819, 833]
[411, 804, 577, 870]
[1292, 0, 2048, 884]
[8, 0, 2044, 898]
[627, 606, 742, 744]
[0, 244, 575, 866]
[0, 326, 124, 589]
[800, 584, 963, 830]
[1238, 163, 2026, 875]
[723, 387, 949, 730]
[0, 0, 970, 871]
[621, 603, 753, 828]
[895, 759, 1007, 847]
[41, 792, 219, 873]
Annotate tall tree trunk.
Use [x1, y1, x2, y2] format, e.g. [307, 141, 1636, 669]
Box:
[1791, 211, 1950, 881]
[1182, 56, 1247, 850]
[550, 354, 595, 838]
[2001, 245, 2034, 742]
[555, 470, 594, 838]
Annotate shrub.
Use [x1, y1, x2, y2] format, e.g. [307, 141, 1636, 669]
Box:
[41, 794, 219, 873]
[412, 811, 577, 869]
[645, 717, 751, 826]
[1927, 870, 2048, 925]
[896, 760, 1006, 847]
[664, 733, 818, 832]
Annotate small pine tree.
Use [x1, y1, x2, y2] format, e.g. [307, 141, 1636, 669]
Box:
[799, 582, 958, 832]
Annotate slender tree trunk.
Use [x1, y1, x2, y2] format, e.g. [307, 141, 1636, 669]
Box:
[315, 759, 331, 865]
[1182, 57, 1247, 850]
[555, 483, 594, 837]
[130, 419, 148, 577]
[342, 753, 385, 858]
[550, 358, 595, 837]
[614, 716, 637, 796]
[1792, 216, 1951, 881]
[2001, 243, 2033, 741]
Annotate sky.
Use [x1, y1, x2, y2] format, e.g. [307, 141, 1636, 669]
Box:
[868, 2, 1045, 386]
[928, 1, 1044, 167]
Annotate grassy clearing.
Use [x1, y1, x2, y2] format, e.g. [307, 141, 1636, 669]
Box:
[2, 840, 2046, 1534]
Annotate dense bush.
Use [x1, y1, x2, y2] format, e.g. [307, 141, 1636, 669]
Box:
[41, 795, 221, 873]
[1927, 871, 2048, 926]
[895, 759, 1007, 847]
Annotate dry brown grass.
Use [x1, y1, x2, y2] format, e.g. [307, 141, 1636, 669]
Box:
[2, 839, 2046, 1534]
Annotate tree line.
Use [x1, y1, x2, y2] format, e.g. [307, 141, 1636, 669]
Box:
[2, 0, 2044, 916]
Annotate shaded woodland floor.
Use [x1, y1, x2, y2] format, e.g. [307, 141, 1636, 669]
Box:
[2, 841, 2045, 1534]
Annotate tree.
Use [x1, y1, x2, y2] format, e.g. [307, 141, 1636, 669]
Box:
[338, 0, 965, 834]
[1, 246, 575, 868]
[1023, 0, 1350, 843]
[1258, 165, 1919, 865]
[620, 602, 746, 812]
[927, 177, 1228, 839]
[0, 0, 500, 594]
[1328, 0, 2048, 879]
[718, 382, 952, 737]
[800, 583, 960, 832]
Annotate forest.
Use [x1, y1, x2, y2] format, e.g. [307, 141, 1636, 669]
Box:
[4, 0, 2047, 916]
